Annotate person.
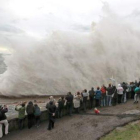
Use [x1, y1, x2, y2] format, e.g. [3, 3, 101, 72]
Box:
[82, 89, 89, 112]
[134, 86, 140, 103]
[117, 84, 124, 103]
[106, 84, 113, 106]
[15, 103, 26, 130]
[112, 86, 117, 106]
[47, 101, 56, 130]
[46, 96, 56, 109]
[57, 97, 65, 118]
[34, 104, 41, 127]
[88, 87, 95, 109]
[101, 85, 106, 107]
[122, 82, 127, 103]
[0, 105, 9, 138]
[131, 82, 136, 99]
[65, 92, 73, 116]
[126, 82, 132, 99]
[95, 87, 102, 107]
[73, 92, 81, 113]
[26, 101, 34, 129]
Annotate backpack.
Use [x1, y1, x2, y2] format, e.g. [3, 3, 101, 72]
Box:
[34, 106, 41, 116]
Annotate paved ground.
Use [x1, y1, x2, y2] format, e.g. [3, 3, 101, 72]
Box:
[2, 100, 140, 140]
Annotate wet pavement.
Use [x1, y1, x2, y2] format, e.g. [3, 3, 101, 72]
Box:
[1, 100, 140, 140]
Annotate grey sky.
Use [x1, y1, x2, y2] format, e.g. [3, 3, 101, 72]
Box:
[0, 0, 140, 52]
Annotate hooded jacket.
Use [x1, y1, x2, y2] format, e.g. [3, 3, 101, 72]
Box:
[117, 84, 124, 95]
[0, 107, 8, 121]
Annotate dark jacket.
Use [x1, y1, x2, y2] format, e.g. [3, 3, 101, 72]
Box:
[0, 107, 8, 121]
[107, 87, 114, 95]
[26, 102, 34, 115]
[89, 89, 95, 100]
[48, 102, 56, 122]
[65, 95, 73, 103]
[58, 99, 64, 110]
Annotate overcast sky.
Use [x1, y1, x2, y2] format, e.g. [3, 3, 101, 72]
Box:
[0, 0, 140, 53]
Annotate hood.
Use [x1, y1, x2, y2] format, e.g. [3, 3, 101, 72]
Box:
[118, 84, 121, 87]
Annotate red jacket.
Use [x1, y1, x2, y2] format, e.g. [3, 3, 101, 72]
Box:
[101, 87, 106, 94]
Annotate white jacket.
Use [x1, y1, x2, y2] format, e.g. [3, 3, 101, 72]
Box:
[117, 84, 124, 95]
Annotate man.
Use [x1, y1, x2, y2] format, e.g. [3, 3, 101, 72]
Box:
[106, 84, 114, 106]
[122, 82, 127, 102]
[82, 89, 89, 112]
[88, 87, 95, 109]
[134, 86, 140, 103]
[65, 92, 73, 116]
[47, 101, 56, 130]
[117, 84, 124, 103]
[101, 85, 106, 107]
[0, 105, 9, 138]
[95, 87, 102, 107]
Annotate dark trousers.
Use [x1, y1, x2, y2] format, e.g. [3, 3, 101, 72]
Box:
[58, 108, 62, 118]
[131, 91, 135, 99]
[48, 119, 54, 130]
[95, 99, 100, 107]
[112, 98, 117, 106]
[89, 99, 94, 109]
[83, 97, 87, 112]
[18, 118, 25, 130]
[118, 94, 122, 103]
[67, 102, 73, 115]
[27, 114, 34, 129]
[75, 108, 80, 113]
[35, 116, 40, 126]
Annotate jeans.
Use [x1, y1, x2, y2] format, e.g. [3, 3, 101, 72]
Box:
[124, 92, 127, 102]
[107, 95, 112, 106]
[101, 96, 106, 107]
[134, 94, 140, 102]
[35, 116, 40, 126]
[0, 119, 9, 138]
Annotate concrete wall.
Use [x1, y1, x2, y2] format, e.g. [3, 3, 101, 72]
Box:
[8, 110, 49, 131]
[7, 100, 91, 132]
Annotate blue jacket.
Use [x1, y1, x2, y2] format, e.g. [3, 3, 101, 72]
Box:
[95, 90, 101, 99]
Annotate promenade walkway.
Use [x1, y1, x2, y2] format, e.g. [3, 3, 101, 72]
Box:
[2, 100, 140, 140]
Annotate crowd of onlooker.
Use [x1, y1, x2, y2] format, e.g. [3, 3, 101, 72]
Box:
[0, 80, 140, 138]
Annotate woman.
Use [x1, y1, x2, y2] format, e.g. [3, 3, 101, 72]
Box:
[26, 101, 35, 129]
[73, 92, 81, 113]
[15, 103, 26, 130]
[34, 104, 41, 127]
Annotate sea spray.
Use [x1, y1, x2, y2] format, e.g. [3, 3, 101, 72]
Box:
[0, 5, 140, 96]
